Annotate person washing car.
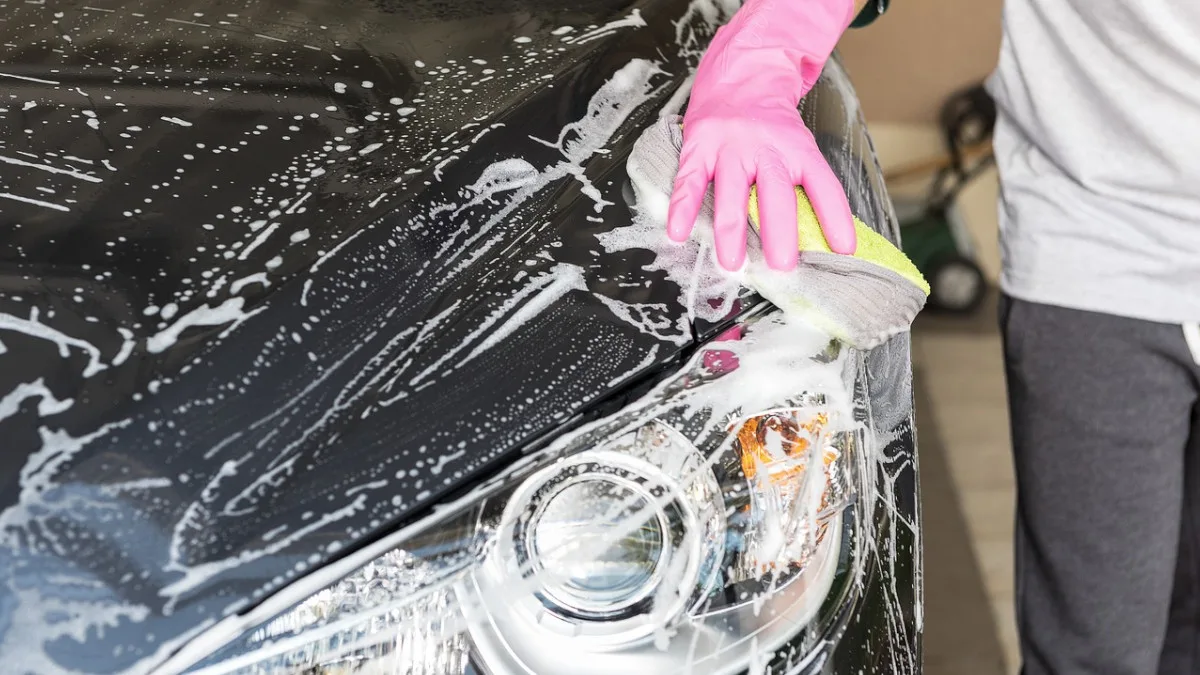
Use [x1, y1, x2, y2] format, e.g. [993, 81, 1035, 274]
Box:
[669, 1, 1200, 674]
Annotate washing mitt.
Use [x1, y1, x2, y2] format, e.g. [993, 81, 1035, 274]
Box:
[627, 114, 928, 350]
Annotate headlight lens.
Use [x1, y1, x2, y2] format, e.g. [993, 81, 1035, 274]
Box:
[531, 473, 667, 613]
[186, 313, 868, 675]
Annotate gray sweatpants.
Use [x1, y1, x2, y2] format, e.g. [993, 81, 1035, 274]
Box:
[1000, 295, 1200, 675]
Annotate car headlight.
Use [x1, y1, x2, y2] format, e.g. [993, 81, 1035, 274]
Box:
[184, 312, 869, 675]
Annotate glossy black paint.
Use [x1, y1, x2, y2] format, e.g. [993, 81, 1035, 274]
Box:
[0, 0, 920, 672]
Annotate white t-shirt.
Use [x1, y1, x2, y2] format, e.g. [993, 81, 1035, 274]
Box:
[986, 0, 1200, 323]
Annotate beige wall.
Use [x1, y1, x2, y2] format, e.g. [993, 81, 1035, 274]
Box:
[837, 0, 1004, 125]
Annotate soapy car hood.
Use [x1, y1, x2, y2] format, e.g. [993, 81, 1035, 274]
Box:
[0, 0, 915, 672]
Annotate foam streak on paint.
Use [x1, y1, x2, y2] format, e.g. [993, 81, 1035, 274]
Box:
[310, 228, 365, 272]
[432, 58, 664, 295]
[237, 222, 279, 260]
[229, 273, 270, 294]
[0, 308, 107, 377]
[458, 263, 586, 367]
[605, 344, 661, 387]
[406, 273, 561, 386]
[0, 153, 103, 183]
[0, 71, 60, 85]
[563, 9, 647, 44]
[146, 298, 250, 354]
[0, 379, 73, 423]
[161, 495, 368, 605]
[0, 192, 70, 212]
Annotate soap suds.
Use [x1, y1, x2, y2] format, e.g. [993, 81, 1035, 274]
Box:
[147, 298, 250, 353]
[0, 379, 73, 423]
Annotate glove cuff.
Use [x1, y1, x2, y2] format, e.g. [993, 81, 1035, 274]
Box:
[690, 0, 858, 103]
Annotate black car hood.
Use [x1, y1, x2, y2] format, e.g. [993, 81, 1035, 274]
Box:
[0, 0, 906, 672]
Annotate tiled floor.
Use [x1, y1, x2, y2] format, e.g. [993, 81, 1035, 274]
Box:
[913, 355, 1008, 675]
[867, 122, 1021, 674]
[914, 296, 1019, 674]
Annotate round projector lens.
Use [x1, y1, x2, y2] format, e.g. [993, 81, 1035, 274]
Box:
[531, 478, 667, 614]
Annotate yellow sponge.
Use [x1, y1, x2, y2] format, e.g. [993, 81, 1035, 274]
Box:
[747, 185, 930, 295]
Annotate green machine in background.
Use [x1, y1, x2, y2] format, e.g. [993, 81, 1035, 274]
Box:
[898, 196, 987, 314]
[893, 83, 996, 314]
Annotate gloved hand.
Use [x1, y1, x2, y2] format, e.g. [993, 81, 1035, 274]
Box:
[667, 0, 859, 271]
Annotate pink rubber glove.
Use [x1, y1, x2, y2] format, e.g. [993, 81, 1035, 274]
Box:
[667, 0, 859, 271]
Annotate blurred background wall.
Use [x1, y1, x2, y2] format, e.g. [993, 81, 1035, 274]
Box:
[838, 0, 1005, 284]
[839, 0, 1004, 125]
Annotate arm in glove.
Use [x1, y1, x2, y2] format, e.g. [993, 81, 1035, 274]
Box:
[667, 0, 861, 271]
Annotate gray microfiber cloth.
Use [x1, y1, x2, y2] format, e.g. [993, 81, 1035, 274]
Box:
[627, 114, 929, 350]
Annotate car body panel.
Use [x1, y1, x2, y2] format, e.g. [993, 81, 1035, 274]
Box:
[0, 0, 920, 672]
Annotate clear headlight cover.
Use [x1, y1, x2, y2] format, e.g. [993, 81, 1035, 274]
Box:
[185, 312, 871, 675]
